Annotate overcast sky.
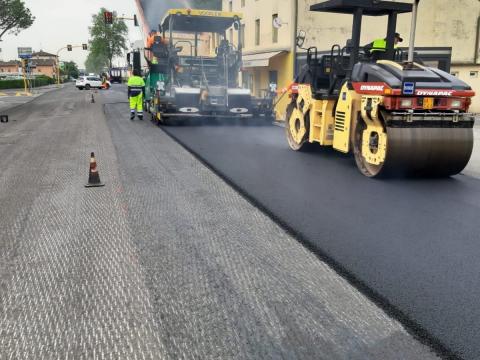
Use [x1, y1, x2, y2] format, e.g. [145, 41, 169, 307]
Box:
[0, 0, 143, 68]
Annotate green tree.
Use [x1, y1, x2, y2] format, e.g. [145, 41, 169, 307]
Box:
[0, 0, 35, 40]
[85, 8, 128, 72]
[85, 51, 108, 74]
[61, 61, 79, 79]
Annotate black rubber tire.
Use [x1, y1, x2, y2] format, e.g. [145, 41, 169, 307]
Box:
[85, 84, 91, 90]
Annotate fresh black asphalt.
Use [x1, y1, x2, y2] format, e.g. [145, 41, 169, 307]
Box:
[163, 123, 480, 359]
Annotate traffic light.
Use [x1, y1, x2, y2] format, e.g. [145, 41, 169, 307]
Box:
[82, 43, 88, 50]
[104, 11, 113, 24]
[67, 44, 72, 51]
[133, 14, 138, 27]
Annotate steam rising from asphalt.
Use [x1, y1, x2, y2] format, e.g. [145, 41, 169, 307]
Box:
[140, 0, 192, 30]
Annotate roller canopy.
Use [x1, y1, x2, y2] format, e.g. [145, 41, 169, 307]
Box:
[161, 9, 242, 33]
[310, 0, 412, 16]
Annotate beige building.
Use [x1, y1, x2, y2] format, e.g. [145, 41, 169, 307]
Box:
[223, 0, 296, 119]
[223, 0, 480, 116]
[0, 51, 57, 78]
[31, 51, 58, 78]
[0, 60, 21, 75]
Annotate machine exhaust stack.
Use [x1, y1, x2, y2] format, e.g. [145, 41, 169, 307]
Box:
[407, 0, 420, 63]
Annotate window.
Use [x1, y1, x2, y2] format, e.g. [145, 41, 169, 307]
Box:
[450, 72, 459, 77]
[255, 19, 260, 46]
[422, 60, 439, 69]
[241, 0, 245, 7]
[272, 14, 278, 43]
[269, 71, 278, 86]
[229, 1, 232, 11]
[470, 71, 478, 78]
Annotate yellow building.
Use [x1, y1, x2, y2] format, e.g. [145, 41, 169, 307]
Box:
[223, 0, 297, 120]
[223, 0, 480, 115]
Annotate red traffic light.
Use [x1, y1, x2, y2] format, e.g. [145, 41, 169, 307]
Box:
[103, 11, 113, 24]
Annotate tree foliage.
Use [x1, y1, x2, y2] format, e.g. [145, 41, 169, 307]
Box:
[85, 8, 128, 73]
[61, 61, 79, 79]
[0, 0, 35, 40]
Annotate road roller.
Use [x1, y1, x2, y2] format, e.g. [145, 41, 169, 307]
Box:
[286, 0, 476, 177]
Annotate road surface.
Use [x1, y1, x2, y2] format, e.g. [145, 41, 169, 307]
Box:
[0, 84, 464, 359]
[163, 118, 480, 359]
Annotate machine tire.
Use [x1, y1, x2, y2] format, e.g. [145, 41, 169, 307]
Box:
[353, 116, 384, 177]
[285, 101, 311, 151]
[160, 115, 172, 126]
[85, 84, 91, 90]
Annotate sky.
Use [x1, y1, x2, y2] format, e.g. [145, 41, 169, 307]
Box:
[0, 0, 145, 69]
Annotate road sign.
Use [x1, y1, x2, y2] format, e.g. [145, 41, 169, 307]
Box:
[17, 47, 32, 59]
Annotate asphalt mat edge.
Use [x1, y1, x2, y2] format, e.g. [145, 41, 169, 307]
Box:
[160, 124, 460, 360]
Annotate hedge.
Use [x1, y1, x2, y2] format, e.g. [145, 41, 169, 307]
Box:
[0, 76, 55, 90]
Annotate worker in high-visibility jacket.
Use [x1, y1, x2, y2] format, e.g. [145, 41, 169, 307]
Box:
[127, 69, 145, 120]
[365, 32, 403, 60]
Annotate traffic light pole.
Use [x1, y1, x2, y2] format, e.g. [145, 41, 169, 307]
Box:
[115, 15, 138, 26]
[21, 59, 30, 95]
[56, 45, 87, 86]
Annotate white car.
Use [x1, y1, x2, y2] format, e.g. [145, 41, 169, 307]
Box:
[76, 75, 104, 90]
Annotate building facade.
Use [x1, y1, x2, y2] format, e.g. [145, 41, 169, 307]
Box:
[0, 51, 58, 79]
[0, 61, 21, 75]
[31, 51, 58, 78]
[223, 0, 480, 116]
[223, 0, 296, 119]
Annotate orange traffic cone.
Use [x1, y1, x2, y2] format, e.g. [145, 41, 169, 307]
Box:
[85, 152, 105, 187]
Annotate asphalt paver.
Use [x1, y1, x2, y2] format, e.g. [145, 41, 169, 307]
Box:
[163, 122, 480, 359]
[0, 85, 438, 359]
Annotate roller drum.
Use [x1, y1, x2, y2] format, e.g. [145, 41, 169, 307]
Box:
[365, 127, 474, 177]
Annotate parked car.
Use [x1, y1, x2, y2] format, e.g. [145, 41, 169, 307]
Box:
[76, 76, 103, 90]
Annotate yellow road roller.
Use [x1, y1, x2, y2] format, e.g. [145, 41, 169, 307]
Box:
[286, 0, 475, 177]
